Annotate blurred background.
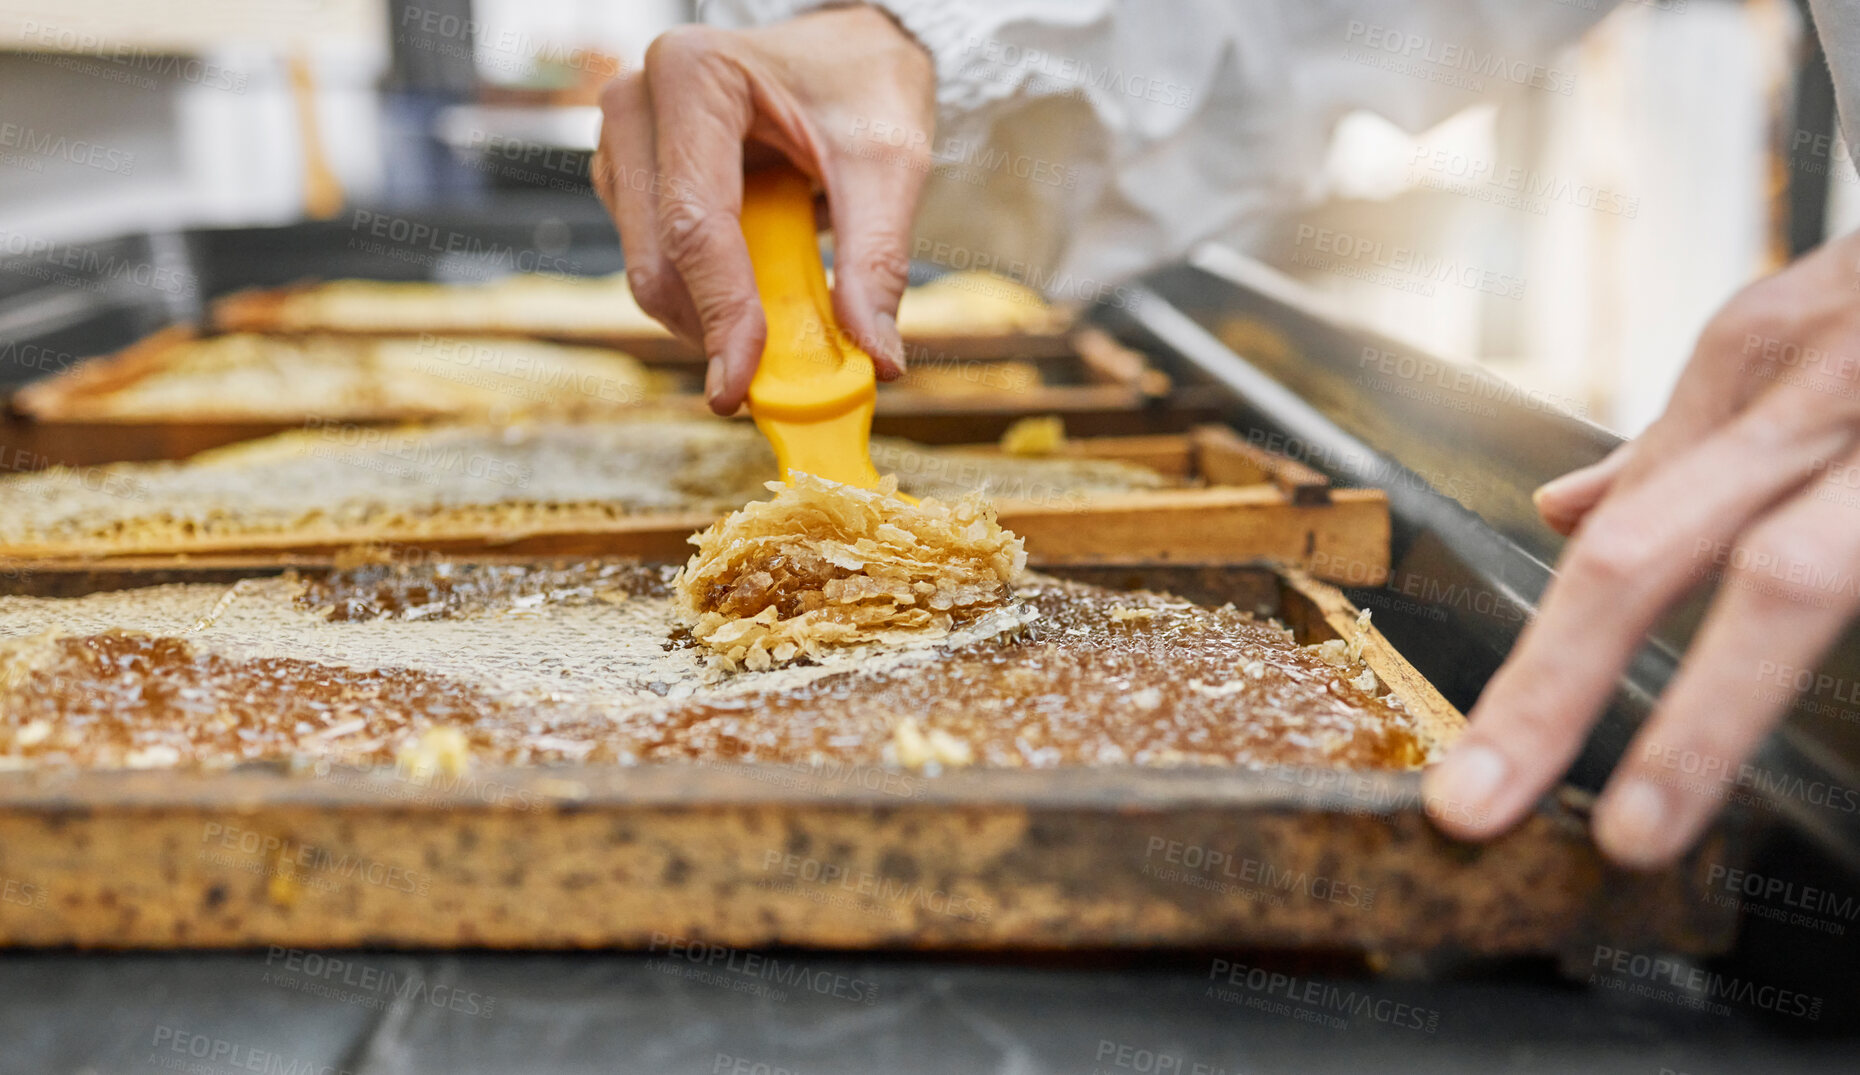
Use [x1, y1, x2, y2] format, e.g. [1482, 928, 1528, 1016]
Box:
[0, 0, 1852, 435]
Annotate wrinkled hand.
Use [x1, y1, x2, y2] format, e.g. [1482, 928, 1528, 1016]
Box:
[1426, 229, 1860, 868]
[593, 5, 935, 413]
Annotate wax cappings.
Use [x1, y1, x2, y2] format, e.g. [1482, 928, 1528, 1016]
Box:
[675, 474, 1027, 672]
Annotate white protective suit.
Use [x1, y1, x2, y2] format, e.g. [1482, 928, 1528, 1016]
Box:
[707, 0, 1860, 298]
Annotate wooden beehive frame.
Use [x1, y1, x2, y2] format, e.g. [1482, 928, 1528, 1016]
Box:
[0, 426, 1389, 582]
[14, 326, 1164, 419]
[7, 323, 1181, 471]
[0, 559, 1739, 956]
[209, 281, 1085, 365]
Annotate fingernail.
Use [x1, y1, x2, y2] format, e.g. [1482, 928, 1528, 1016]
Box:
[873, 310, 904, 373]
[1596, 779, 1671, 869]
[704, 357, 724, 404]
[1533, 468, 1590, 507]
[1427, 744, 1508, 827]
[1535, 450, 1629, 507]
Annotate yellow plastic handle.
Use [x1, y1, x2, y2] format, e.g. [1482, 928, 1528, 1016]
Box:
[741, 164, 882, 489]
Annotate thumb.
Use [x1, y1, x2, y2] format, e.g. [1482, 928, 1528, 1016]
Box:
[1534, 443, 1634, 536]
[822, 144, 930, 380]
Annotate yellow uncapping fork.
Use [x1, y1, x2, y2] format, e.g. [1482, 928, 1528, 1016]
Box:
[739, 163, 886, 490]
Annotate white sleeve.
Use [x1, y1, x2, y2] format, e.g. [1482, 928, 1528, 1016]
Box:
[1808, 0, 1860, 180]
[704, 1, 1612, 296]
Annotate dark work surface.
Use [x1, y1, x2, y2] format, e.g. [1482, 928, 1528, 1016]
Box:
[1, 950, 1854, 1074]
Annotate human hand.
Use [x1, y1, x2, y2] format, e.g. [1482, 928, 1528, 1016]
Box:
[1425, 229, 1860, 868]
[592, 5, 935, 414]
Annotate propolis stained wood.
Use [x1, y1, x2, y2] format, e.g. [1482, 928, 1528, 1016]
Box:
[0, 425, 1390, 583]
[0, 560, 1740, 956]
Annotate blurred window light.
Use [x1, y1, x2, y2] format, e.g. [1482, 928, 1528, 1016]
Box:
[467, 0, 683, 85]
[1320, 105, 1499, 204]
